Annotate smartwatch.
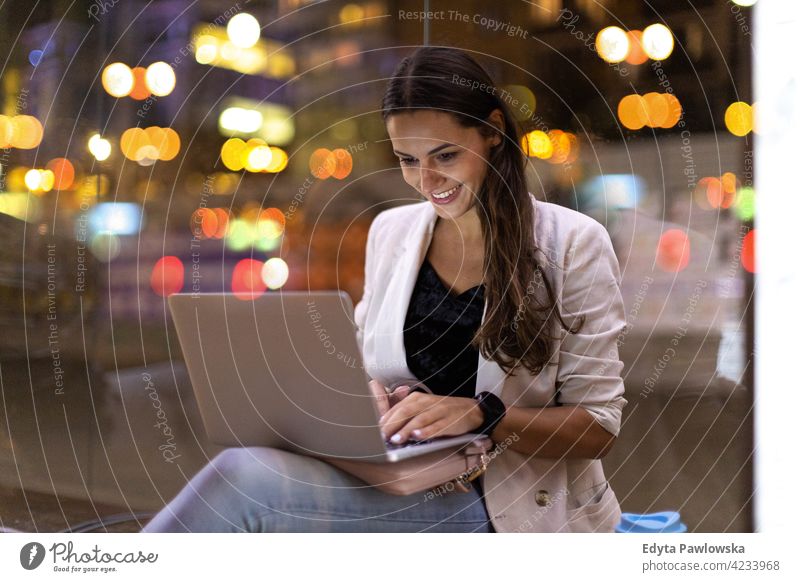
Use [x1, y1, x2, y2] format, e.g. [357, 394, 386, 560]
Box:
[473, 391, 507, 436]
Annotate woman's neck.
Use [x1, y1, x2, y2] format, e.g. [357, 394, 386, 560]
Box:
[435, 208, 484, 248]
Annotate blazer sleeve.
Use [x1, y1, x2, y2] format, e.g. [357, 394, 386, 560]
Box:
[353, 211, 384, 359]
[554, 219, 628, 437]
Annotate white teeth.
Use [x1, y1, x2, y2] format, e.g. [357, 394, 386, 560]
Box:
[432, 184, 460, 199]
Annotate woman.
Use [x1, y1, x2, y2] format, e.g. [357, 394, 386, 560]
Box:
[142, 46, 627, 533]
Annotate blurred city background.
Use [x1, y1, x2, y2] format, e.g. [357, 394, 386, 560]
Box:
[0, 0, 755, 532]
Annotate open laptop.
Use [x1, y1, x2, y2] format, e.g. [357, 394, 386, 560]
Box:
[168, 291, 482, 462]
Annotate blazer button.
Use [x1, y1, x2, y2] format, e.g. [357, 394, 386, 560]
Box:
[535, 490, 551, 506]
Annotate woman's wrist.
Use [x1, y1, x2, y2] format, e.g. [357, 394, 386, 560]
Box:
[473, 391, 507, 436]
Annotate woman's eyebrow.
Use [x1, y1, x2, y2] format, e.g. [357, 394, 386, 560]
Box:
[393, 143, 458, 157]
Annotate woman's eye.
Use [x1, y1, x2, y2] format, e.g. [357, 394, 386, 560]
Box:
[398, 152, 457, 165]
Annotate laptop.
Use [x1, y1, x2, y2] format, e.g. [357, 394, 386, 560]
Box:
[168, 291, 482, 462]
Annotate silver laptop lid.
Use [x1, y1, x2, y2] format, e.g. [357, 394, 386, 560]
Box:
[168, 291, 389, 459]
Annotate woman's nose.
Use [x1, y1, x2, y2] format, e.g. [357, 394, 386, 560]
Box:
[419, 165, 445, 194]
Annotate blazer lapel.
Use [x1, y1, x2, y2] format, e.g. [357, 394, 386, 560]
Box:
[376, 201, 508, 397]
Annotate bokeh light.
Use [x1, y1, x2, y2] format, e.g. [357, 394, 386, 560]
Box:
[522, 130, 553, 159]
[642, 24, 674, 60]
[145, 62, 176, 96]
[265, 147, 289, 173]
[24, 169, 43, 191]
[618, 95, 647, 130]
[261, 257, 289, 290]
[190, 208, 219, 239]
[151, 256, 184, 296]
[46, 158, 75, 190]
[232, 258, 267, 300]
[9, 115, 44, 149]
[309, 148, 337, 179]
[257, 208, 286, 239]
[129, 66, 151, 100]
[88, 133, 112, 161]
[734, 187, 756, 221]
[225, 219, 254, 251]
[227, 13, 261, 49]
[725, 101, 753, 136]
[596, 26, 630, 63]
[102, 62, 134, 97]
[212, 208, 230, 238]
[625, 30, 648, 65]
[90, 231, 121, 262]
[657, 229, 690, 272]
[331, 148, 353, 179]
[741, 230, 755, 273]
[221, 138, 246, 171]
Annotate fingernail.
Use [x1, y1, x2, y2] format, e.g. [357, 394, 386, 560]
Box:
[390, 433, 402, 444]
[411, 429, 422, 439]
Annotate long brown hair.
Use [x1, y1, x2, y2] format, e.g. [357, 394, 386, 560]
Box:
[382, 46, 581, 376]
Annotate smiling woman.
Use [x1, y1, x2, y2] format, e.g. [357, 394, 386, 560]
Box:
[141, 46, 627, 534]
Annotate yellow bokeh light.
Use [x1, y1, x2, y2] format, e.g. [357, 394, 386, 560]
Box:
[340, 4, 365, 24]
[725, 101, 753, 136]
[10, 115, 44, 149]
[102, 62, 134, 97]
[525, 130, 553, 159]
[145, 62, 176, 96]
[0, 115, 14, 147]
[195, 35, 219, 64]
[39, 169, 55, 192]
[221, 138, 246, 171]
[642, 24, 674, 60]
[265, 147, 288, 173]
[596, 26, 630, 63]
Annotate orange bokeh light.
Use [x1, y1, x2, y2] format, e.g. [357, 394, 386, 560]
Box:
[331, 148, 353, 179]
[129, 67, 151, 100]
[309, 148, 337, 179]
[45, 158, 75, 190]
[625, 30, 648, 65]
[618, 95, 647, 130]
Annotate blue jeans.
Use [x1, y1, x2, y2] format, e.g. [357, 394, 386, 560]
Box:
[142, 447, 494, 532]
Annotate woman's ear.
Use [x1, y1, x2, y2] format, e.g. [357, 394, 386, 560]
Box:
[488, 108, 505, 146]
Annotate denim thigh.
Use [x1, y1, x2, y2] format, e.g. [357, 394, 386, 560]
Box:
[142, 447, 492, 533]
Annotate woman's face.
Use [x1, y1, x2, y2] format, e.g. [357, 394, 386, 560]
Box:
[386, 110, 500, 222]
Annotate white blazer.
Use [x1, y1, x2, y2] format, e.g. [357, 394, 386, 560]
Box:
[354, 193, 628, 532]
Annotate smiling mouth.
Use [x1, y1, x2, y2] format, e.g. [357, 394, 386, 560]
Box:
[431, 184, 461, 199]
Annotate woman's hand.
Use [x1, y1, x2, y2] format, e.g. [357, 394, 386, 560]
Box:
[368, 379, 412, 418]
[379, 392, 484, 444]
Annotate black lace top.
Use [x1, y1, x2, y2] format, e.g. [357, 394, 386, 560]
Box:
[403, 257, 485, 399]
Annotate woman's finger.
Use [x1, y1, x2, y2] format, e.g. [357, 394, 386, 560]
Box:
[379, 393, 428, 438]
[368, 379, 390, 417]
[388, 385, 411, 407]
